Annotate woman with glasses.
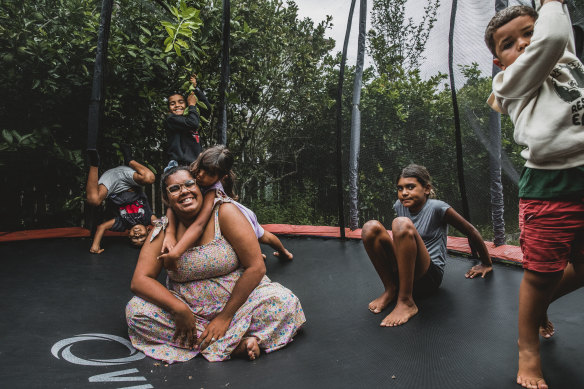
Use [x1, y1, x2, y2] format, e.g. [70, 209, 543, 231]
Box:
[125, 166, 305, 362]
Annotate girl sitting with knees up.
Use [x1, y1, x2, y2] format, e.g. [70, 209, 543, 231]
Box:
[361, 164, 493, 327]
[159, 145, 293, 270]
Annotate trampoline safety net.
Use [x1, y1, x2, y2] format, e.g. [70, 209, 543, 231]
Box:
[1, 0, 583, 244]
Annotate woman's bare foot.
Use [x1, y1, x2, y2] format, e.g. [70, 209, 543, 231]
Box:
[380, 299, 418, 327]
[368, 289, 395, 313]
[273, 249, 293, 261]
[539, 315, 554, 339]
[234, 337, 260, 360]
[517, 342, 548, 389]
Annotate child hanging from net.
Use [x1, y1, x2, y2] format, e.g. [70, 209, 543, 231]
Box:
[158, 145, 293, 269]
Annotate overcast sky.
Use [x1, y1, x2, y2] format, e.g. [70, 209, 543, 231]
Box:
[291, 0, 496, 81]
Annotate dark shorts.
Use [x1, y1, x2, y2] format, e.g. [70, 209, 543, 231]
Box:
[519, 198, 584, 273]
[413, 261, 444, 298]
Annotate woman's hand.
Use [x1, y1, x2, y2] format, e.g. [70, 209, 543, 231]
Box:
[161, 234, 176, 255]
[172, 304, 198, 349]
[465, 264, 493, 279]
[196, 314, 232, 350]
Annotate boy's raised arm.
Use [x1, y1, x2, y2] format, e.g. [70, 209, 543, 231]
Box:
[493, 1, 571, 100]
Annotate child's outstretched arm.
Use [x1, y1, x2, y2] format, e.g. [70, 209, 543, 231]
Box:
[443, 208, 493, 279]
[90, 219, 115, 254]
[158, 190, 216, 269]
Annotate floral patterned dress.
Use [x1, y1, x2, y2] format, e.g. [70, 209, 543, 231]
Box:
[126, 202, 306, 363]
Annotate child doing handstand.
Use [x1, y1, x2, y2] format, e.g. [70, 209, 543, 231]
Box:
[159, 145, 293, 269]
[361, 164, 492, 327]
[86, 146, 157, 253]
[485, 1, 584, 388]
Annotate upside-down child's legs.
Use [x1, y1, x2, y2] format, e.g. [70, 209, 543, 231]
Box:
[86, 166, 108, 206]
[259, 231, 293, 260]
[517, 269, 562, 389]
[129, 160, 155, 186]
[361, 220, 399, 314]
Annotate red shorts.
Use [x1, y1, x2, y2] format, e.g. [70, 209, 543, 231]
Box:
[519, 198, 584, 273]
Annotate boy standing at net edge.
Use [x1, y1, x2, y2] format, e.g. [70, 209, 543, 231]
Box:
[165, 74, 210, 169]
[485, 1, 584, 388]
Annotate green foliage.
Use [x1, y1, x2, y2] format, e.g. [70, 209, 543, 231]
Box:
[161, 0, 203, 56]
[0, 0, 219, 229]
[368, 0, 440, 79]
[0, 0, 523, 239]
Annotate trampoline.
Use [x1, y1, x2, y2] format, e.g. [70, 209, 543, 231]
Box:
[1, 235, 583, 389]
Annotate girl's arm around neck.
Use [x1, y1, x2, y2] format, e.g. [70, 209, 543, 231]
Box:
[162, 207, 177, 249]
[443, 208, 493, 268]
[171, 190, 216, 256]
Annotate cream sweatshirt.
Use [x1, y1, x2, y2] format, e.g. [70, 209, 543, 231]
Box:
[488, 2, 584, 170]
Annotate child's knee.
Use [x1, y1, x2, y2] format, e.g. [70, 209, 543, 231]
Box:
[391, 217, 415, 238]
[361, 220, 385, 241]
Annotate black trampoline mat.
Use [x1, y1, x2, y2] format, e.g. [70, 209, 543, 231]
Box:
[1, 236, 583, 389]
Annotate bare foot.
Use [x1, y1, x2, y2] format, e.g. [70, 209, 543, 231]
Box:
[273, 249, 293, 261]
[380, 300, 418, 327]
[89, 247, 104, 254]
[517, 342, 548, 389]
[368, 289, 395, 313]
[234, 337, 260, 360]
[539, 315, 554, 339]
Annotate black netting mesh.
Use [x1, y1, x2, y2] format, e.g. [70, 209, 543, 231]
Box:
[1, 0, 582, 238]
[344, 0, 583, 244]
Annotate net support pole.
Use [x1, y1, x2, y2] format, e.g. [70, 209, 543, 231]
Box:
[87, 0, 113, 151]
[86, 0, 113, 233]
[348, 0, 367, 230]
[488, 65, 505, 246]
[217, 0, 230, 145]
[448, 0, 476, 255]
[447, 0, 469, 221]
[335, 0, 357, 239]
[488, 0, 509, 246]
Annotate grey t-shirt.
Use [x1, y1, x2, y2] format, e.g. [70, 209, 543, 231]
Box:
[393, 199, 451, 273]
[98, 166, 137, 197]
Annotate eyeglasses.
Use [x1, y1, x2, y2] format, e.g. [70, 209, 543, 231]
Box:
[166, 179, 196, 196]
